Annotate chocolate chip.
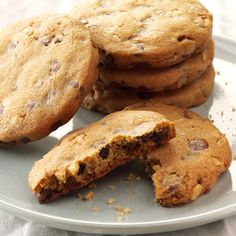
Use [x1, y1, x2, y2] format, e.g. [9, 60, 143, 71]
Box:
[137, 44, 145, 50]
[50, 120, 62, 132]
[142, 128, 169, 143]
[8, 41, 18, 50]
[99, 146, 110, 159]
[78, 163, 86, 175]
[188, 139, 209, 151]
[177, 35, 192, 42]
[20, 137, 31, 144]
[69, 80, 80, 89]
[26, 102, 36, 111]
[54, 38, 62, 44]
[177, 35, 186, 42]
[100, 51, 114, 67]
[49, 59, 61, 75]
[122, 142, 140, 152]
[40, 36, 52, 46]
[38, 189, 52, 204]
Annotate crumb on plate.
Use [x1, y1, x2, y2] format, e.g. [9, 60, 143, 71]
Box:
[78, 191, 95, 201]
[126, 173, 136, 181]
[107, 185, 115, 190]
[107, 198, 116, 205]
[114, 205, 132, 216]
[92, 206, 102, 213]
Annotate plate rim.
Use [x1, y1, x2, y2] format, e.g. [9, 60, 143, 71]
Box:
[0, 34, 236, 234]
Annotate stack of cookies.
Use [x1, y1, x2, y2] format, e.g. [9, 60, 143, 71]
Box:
[70, 0, 214, 114]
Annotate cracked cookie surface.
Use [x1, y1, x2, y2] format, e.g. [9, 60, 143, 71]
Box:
[83, 65, 215, 114]
[126, 103, 232, 206]
[28, 110, 175, 203]
[0, 14, 99, 145]
[70, 0, 212, 68]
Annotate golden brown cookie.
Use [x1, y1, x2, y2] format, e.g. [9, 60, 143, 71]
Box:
[70, 0, 212, 68]
[83, 65, 215, 114]
[126, 102, 232, 207]
[28, 110, 176, 203]
[0, 14, 99, 145]
[100, 40, 214, 92]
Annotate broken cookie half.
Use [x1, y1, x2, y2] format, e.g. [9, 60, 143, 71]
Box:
[126, 102, 232, 207]
[28, 110, 175, 203]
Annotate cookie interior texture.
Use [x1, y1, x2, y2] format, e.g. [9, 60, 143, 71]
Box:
[83, 65, 215, 114]
[126, 103, 232, 206]
[70, 0, 212, 68]
[0, 14, 99, 145]
[99, 40, 214, 92]
[28, 110, 175, 203]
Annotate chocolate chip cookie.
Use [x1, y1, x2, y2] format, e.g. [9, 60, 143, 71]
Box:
[126, 102, 232, 206]
[0, 14, 99, 145]
[83, 65, 215, 114]
[70, 0, 212, 68]
[100, 40, 214, 92]
[28, 110, 175, 203]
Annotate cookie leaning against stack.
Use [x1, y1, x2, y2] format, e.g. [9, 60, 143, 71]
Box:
[70, 0, 214, 114]
[0, 14, 99, 145]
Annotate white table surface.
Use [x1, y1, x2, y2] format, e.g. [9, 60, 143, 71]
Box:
[0, 0, 236, 235]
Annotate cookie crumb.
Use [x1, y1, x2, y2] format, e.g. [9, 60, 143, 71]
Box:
[233, 154, 236, 160]
[107, 185, 115, 190]
[232, 107, 235, 112]
[92, 207, 101, 213]
[216, 71, 220, 75]
[221, 111, 224, 117]
[225, 81, 228, 86]
[107, 198, 116, 205]
[126, 173, 136, 181]
[114, 205, 132, 216]
[78, 191, 95, 201]
[88, 183, 97, 189]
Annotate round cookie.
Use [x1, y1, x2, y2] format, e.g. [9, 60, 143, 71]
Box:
[82, 65, 215, 114]
[0, 14, 99, 145]
[126, 102, 232, 206]
[100, 40, 214, 92]
[70, 0, 212, 69]
[28, 110, 175, 203]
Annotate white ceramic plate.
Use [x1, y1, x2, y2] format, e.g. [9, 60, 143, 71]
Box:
[0, 35, 236, 235]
